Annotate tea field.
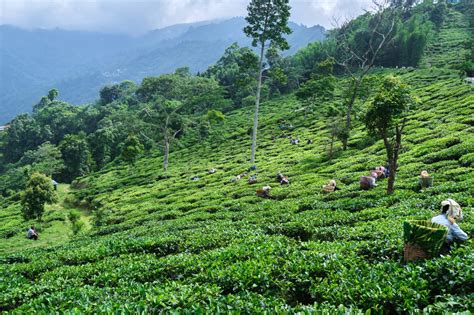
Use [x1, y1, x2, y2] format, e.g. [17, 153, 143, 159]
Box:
[0, 66, 472, 313]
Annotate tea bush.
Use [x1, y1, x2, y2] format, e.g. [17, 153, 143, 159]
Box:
[0, 67, 473, 312]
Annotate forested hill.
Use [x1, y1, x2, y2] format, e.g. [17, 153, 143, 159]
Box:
[0, 18, 325, 124]
[0, 1, 473, 313]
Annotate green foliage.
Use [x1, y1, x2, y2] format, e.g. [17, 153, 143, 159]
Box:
[204, 43, 259, 107]
[99, 81, 137, 105]
[243, 0, 292, 50]
[121, 135, 144, 165]
[68, 209, 81, 224]
[71, 220, 85, 235]
[296, 59, 336, 108]
[47, 88, 59, 102]
[18, 142, 64, 177]
[138, 73, 228, 114]
[20, 172, 58, 220]
[0, 68, 473, 313]
[59, 134, 92, 182]
[0, 3, 473, 313]
[1, 114, 50, 163]
[365, 76, 414, 135]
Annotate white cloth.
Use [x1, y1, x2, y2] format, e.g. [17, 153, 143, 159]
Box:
[432, 215, 468, 242]
[441, 199, 463, 220]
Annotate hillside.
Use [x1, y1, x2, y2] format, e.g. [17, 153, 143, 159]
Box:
[1, 2, 473, 313]
[0, 19, 325, 124]
[420, 5, 473, 68]
[1, 67, 472, 312]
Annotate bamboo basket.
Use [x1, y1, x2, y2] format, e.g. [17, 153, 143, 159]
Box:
[403, 220, 447, 262]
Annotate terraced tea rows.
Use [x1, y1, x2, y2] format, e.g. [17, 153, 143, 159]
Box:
[1, 67, 472, 313]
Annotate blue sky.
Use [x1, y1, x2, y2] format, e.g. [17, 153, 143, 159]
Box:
[0, 0, 373, 35]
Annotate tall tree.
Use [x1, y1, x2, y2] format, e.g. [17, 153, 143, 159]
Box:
[21, 172, 58, 220]
[334, 0, 398, 150]
[244, 0, 292, 163]
[365, 76, 416, 194]
[59, 134, 92, 182]
[203, 43, 259, 106]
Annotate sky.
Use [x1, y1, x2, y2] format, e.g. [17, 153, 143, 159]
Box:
[0, 0, 373, 35]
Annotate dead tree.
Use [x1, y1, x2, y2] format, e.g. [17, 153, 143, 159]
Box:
[333, 0, 398, 150]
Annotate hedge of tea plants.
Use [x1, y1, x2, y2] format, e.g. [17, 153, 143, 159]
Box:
[1, 67, 473, 313]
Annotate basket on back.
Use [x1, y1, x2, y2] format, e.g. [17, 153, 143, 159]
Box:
[403, 220, 447, 262]
[418, 176, 433, 189]
[322, 185, 335, 193]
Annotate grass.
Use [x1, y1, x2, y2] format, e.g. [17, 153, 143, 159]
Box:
[0, 184, 91, 255]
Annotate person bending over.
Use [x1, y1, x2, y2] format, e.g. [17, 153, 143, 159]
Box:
[432, 199, 468, 244]
[27, 226, 39, 240]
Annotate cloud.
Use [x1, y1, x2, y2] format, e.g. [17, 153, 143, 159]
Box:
[0, 0, 373, 35]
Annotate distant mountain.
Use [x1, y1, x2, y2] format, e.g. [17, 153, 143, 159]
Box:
[0, 18, 325, 123]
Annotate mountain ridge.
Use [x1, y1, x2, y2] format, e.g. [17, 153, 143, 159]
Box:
[0, 18, 326, 123]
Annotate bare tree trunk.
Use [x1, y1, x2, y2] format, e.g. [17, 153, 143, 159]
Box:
[387, 128, 402, 194]
[250, 42, 265, 164]
[343, 76, 363, 150]
[329, 131, 335, 160]
[163, 137, 169, 172]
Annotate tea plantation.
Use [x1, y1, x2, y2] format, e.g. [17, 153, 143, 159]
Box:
[0, 65, 473, 313]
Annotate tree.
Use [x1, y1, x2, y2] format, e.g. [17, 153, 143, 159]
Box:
[21, 172, 58, 220]
[59, 134, 92, 182]
[1, 114, 50, 163]
[142, 100, 186, 171]
[19, 142, 65, 177]
[197, 109, 226, 143]
[296, 58, 336, 118]
[99, 81, 137, 105]
[34, 101, 79, 144]
[121, 135, 144, 165]
[68, 209, 84, 235]
[265, 45, 289, 96]
[47, 88, 59, 102]
[334, 0, 398, 150]
[244, 0, 292, 163]
[365, 76, 416, 194]
[204, 43, 259, 106]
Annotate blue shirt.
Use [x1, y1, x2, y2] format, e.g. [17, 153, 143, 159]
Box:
[27, 228, 35, 238]
[431, 214, 468, 242]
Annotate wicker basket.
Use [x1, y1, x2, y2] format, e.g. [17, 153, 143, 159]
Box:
[419, 177, 433, 189]
[403, 243, 428, 262]
[322, 185, 335, 193]
[403, 220, 447, 262]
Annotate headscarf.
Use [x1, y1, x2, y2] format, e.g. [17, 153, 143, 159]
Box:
[441, 199, 463, 220]
[420, 170, 430, 178]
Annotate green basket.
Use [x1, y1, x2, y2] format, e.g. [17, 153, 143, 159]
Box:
[403, 220, 447, 260]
